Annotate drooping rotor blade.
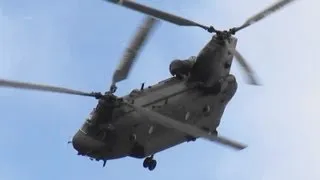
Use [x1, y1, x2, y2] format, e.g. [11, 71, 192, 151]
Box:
[233, 0, 297, 33]
[104, 0, 212, 32]
[112, 16, 159, 86]
[126, 102, 247, 150]
[225, 40, 260, 85]
[0, 79, 100, 98]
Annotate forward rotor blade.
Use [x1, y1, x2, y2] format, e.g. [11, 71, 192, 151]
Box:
[225, 40, 260, 85]
[0, 79, 98, 98]
[112, 16, 158, 85]
[234, 0, 297, 32]
[104, 0, 210, 31]
[127, 102, 247, 150]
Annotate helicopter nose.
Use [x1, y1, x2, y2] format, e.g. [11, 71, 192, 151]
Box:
[72, 130, 104, 155]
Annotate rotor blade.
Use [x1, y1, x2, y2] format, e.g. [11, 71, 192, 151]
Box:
[112, 16, 158, 85]
[225, 40, 260, 85]
[104, 0, 210, 31]
[233, 49, 260, 85]
[0, 79, 98, 98]
[126, 102, 247, 150]
[234, 0, 297, 32]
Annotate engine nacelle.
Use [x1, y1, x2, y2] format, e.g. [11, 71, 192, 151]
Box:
[169, 56, 196, 79]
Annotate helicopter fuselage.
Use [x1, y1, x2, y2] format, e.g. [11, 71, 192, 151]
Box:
[72, 35, 238, 162]
[0, 0, 298, 171]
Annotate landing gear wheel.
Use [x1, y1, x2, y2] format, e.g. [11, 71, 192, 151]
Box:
[143, 156, 157, 171]
[148, 160, 157, 171]
[143, 157, 150, 168]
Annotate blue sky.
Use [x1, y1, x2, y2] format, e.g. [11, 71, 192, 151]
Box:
[0, 0, 319, 179]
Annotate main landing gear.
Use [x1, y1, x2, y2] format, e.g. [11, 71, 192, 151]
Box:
[143, 155, 157, 171]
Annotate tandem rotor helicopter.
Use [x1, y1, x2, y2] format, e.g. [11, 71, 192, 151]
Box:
[0, 0, 297, 171]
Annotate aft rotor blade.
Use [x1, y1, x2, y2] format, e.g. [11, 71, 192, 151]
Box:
[225, 40, 260, 85]
[234, 0, 297, 32]
[112, 16, 158, 85]
[127, 102, 247, 150]
[233, 49, 260, 85]
[0, 79, 98, 98]
[104, 0, 210, 31]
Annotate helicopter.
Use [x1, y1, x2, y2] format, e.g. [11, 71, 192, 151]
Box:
[0, 0, 297, 171]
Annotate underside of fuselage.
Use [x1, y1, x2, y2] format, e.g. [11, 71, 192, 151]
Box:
[71, 35, 239, 163]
